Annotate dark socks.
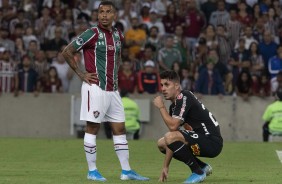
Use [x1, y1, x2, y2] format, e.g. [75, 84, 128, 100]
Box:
[263, 122, 270, 142]
[195, 157, 207, 168]
[167, 141, 203, 175]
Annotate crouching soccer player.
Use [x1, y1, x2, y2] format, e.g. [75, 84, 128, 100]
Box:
[153, 70, 223, 183]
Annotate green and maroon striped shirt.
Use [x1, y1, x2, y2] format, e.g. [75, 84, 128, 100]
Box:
[72, 24, 123, 91]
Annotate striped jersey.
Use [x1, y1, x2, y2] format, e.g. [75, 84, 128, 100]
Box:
[0, 60, 17, 93]
[72, 24, 124, 91]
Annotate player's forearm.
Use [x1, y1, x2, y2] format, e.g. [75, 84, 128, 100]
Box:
[62, 45, 84, 78]
[159, 108, 179, 131]
[163, 147, 173, 168]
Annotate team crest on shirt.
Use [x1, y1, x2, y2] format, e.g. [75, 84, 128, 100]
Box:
[108, 45, 114, 50]
[99, 32, 104, 39]
[75, 37, 84, 45]
[177, 93, 183, 99]
[93, 111, 100, 118]
[191, 144, 200, 156]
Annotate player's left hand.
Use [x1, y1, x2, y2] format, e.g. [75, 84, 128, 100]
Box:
[159, 167, 169, 182]
[153, 96, 165, 109]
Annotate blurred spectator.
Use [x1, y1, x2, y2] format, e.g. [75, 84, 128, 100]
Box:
[205, 24, 219, 51]
[40, 66, 63, 93]
[26, 40, 39, 63]
[201, 0, 217, 22]
[259, 30, 278, 70]
[9, 9, 31, 34]
[209, 49, 233, 95]
[45, 13, 68, 42]
[252, 3, 261, 20]
[145, 8, 165, 37]
[162, 3, 185, 34]
[137, 60, 160, 94]
[234, 25, 257, 50]
[51, 50, 69, 92]
[13, 37, 26, 62]
[33, 50, 50, 79]
[268, 45, 282, 92]
[253, 16, 266, 43]
[125, 16, 147, 58]
[173, 25, 190, 67]
[264, 7, 279, 37]
[158, 35, 182, 72]
[216, 24, 231, 64]
[0, 27, 15, 53]
[45, 26, 68, 61]
[248, 42, 264, 77]
[229, 38, 251, 86]
[183, 0, 205, 55]
[209, 0, 230, 27]
[136, 43, 157, 72]
[140, 2, 151, 23]
[271, 70, 282, 95]
[118, 0, 137, 32]
[50, 0, 65, 19]
[62, 8, 75, 38]
[121, 89, 141, 140]
[0, 49, 17, 93]
[14, 55, 39, 96]
[237, 1, 253, 28]
[194, 37, 208, 73]
[236, 70, 253, 101]
[118, 58, 137, 94]
[67, 52, 84, 94]
[22, 26, 39, 50]
[226, 8, 242, 50]
[34, 6, 54, 45]
[252, 72, 271, 98]
[88, 9, 98, 27]
[171, 62, 181, 77]
[73, 0, 91, 23]
[146, 26, 161, 52]
[180, 67, 195, 91]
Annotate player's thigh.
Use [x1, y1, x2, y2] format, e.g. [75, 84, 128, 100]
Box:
[80, 83, 109, 123]
[104, 91, 125, 123]
[180, 130, 222, 158]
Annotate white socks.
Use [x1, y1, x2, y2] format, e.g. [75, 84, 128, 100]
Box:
[113, 134, 131, 171]
[84, 133, 97, 171]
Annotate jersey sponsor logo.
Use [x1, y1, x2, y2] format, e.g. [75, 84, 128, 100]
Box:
[108, 45, 114, 50]
[191, 144, 200, 156]
[75, 37, 84, 45]
[115, 41, 121, 47]
[201, 123, 210, 135]
[93, 111, 100, 118]
[99, 32, 104, 39]
[177, 93, 183, 99]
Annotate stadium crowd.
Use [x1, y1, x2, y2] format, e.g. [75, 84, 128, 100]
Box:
[0, 0, 282, 100]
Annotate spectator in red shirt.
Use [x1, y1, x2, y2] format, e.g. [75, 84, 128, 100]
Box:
[118, 58, 137, 94]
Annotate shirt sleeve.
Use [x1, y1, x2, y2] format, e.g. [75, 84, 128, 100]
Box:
[262, 105, 272, 122]
[72, 28, 98, 51]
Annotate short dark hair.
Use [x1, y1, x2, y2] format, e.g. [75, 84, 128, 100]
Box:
[160, 70, 180, 83]
[98, 1, 116, 11]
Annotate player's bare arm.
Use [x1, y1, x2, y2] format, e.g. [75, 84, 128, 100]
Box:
[159, 147, 173, 182]
[153, 96, 182, 131]
[62, 44, 98, 85]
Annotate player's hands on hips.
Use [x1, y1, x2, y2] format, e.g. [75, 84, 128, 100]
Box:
[79, 72, 98, 85]
[159, 167, 169, 182]
[153, 96, 165, 109]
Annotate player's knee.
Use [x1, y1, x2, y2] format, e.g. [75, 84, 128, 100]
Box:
[164, 132, 179, 145]
[157, 138, 166, 153]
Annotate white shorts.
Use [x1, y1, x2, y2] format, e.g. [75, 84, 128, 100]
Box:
[80, 82, 125, 123]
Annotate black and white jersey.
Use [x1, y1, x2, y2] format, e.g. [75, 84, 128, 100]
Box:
[169, 90, 222, 137]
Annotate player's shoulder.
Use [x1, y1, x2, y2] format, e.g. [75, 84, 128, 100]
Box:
[114, 27, 124, 39]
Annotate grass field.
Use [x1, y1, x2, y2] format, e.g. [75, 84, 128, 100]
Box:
[0, 138, 281, 184]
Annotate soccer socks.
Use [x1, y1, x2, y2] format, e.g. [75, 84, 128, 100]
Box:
[113, 135, 131, 171]
[167, 141, 203, 175]
[84, 133, 97, 171]
[195, 157, 207, 168]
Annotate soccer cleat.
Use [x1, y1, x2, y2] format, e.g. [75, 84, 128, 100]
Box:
[183, 172, 206, 183]
[120, 170, 149, 181]
[202, 164, 212, 176]
[87, 169, 106, 182]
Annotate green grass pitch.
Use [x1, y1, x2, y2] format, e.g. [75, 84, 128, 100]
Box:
[0, 138, 281, 184]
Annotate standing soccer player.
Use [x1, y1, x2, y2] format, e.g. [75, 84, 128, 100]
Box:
[153, 70, 223, 183]
[62, 1, 149, 182]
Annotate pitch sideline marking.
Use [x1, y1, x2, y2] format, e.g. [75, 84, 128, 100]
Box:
[276, 150, 282, 163]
